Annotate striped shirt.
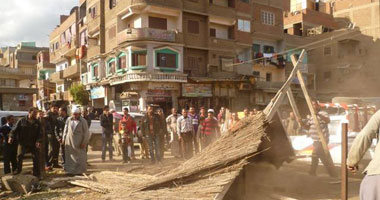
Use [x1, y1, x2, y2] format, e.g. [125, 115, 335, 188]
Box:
[177, 116, 194, 134]
[201, 117, 219, 135]
[306, 111, 330, 142]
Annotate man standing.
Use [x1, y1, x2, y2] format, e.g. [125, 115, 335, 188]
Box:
[243, 108, 249, 118]
[300, 101, 333, 176]
[166, 108, 181, 158]
[100, 106, 114, 162]
[188, 107, 200, 154]
[47, 104, 60, 168]
[82, 108, 92, 128]
[62, 107, 90, 175]
[9, 107, 42, 177]
[157, 108, 167, 159]
[1, 115, 17, 174]
[348, 110, 380, 199]
[141, 105, 162, 164]
[177, 109, 194, 159]
[119, 108, 136, 163]
[201, 109, 220, 148]
[286, 112, 299, 136]
[56, 107, 68, 165]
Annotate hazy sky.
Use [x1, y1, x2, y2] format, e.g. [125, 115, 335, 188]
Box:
[0, 0, 77, 47]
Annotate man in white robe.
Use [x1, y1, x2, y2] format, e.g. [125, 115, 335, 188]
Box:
[63, 107, 90, 175]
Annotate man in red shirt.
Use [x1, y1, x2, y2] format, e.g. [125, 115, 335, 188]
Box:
[119, 108, 136, 162]
[201, 109, 220, 149]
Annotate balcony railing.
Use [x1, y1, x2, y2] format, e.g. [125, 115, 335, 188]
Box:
[63, 64, 80, 79]
[110, 72, 187, 85]
[0, 67, 36, 76]
[131, 0, 182, 9]
[208, 3, 236, 19]
[87, 45, 101, 59]
[209, 38, 235, 50]
[117, 28, 180, 44]
[50, 71, 63, 83]
[255, 80, 284, 90]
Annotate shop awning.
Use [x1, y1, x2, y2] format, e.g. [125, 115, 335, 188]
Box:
[189, 77, 247, 83]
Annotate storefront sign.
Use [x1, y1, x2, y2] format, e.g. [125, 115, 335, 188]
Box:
[91, 86, 105, 99]
[182, 84, 212, 97]
[146, 90, 171, 97]
[148, 82, 179, 90]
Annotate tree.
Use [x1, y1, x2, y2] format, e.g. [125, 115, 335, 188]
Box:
[69, 84, 89, 106]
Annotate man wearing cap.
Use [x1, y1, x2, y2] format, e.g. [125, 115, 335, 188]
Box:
[201, 109, 220, 148]
[177, 109, 194, 159]
[62, 107, 90, 175]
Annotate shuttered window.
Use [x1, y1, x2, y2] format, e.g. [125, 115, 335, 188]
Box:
[132, 52, 147, 66]
[210, 28, 216, 37]
[187, 20, 199, 34]
[148, 16, 167, 30]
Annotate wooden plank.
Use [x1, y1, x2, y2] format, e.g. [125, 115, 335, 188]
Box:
[294, 59, 337, 177]
[341, 123, 348, 200]
[264, 50, 306, 121]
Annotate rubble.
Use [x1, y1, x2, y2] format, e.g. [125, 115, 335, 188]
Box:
[1, 175, 39, 194]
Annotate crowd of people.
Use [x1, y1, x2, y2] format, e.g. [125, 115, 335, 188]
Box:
[0, 104, 260, 178]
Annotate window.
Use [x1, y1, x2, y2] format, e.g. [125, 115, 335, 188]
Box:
[55, 42, 59, 50]
[324, 46, 332, 56]
[240, 0, 249, 3]
[109, 0, 117, 9]
[266, 73, 272, 82]
[253, 71, 260, 77]
[261, 11, 275, 26]
[148, 16, 167, 30]
[107, 58, 116, 75]
[238, 19, 250, 32]
[187, 20, 199, 34]
[60, 33, 66, 44]
[210, 28, 216, 37]
[89, 7, 96, 18]
[263, 45, 274, 53]
[132, 51, 147, 67]
[157, 53, 177, 69]
[92, 64, 99, 78]
[109, 26, 116, 39]
[117, 52, 127, 70]
[80, 30, 88, 46]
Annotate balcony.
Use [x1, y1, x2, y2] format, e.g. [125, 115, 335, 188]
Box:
[50, 71, 63, 83]
[87, 45, 101, 59]
[87, 16, 101, 35]
[37, 80, 55, 89]
[52, 39, 78, 62]
[208, 3, 236, 21]
[209, 38, 235, 51]
[63, 64, 80, 79]
[234, 63, 253, 76]
[109, 72, 187, 85]
[0, 67, 36, 77]
[63, 91, 74, 101]
[117, 28, 182, 45]
[131, 0, 182, 9]
[50, 92, 63, 101]
[255, 81, 284, 90]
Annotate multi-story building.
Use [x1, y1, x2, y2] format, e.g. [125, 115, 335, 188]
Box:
[35, 50, 56, 110]
[79, 0, 289, 112]
[284, 0, 339, 37]
[49, 7, 83, 106]
[0, 42, 46, 111]
[332, 0, 380, 38]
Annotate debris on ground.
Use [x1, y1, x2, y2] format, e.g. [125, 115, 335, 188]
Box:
[1, 174, 39, 194]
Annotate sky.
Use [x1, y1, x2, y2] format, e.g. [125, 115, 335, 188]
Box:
[0, 0, 77, 47]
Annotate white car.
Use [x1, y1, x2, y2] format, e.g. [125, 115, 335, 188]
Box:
[290, 114, 376, 164]
[88, 112, 144, 151]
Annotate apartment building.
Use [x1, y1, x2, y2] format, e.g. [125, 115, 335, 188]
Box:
[332, 0, 380, 38]
[49, 0, 288, 112]
[284, 0, 339, 37]
[35, 50, 56, 110]
[0, 42, 45, 111]
[49, 7, 84, 106]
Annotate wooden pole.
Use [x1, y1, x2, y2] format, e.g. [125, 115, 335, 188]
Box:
[294, 58, 337, 177]
[264, 50, 306, 121]
[341, 123, 348, 200]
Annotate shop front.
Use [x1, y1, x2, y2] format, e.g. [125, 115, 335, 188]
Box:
[90, 86, 106, 109]
[179, 83, 213, 110]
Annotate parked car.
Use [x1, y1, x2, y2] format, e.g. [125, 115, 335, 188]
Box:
[88, 112, 144, 151]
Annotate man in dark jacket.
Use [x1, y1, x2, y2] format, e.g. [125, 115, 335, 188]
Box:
[100, 106, 113, 162]
[56, 107, 68, 165]
[0, 115, 17, 174]
[141, 105, 162, 164]
[9, 107, 42, 177]
[47, 104, 60, 168]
